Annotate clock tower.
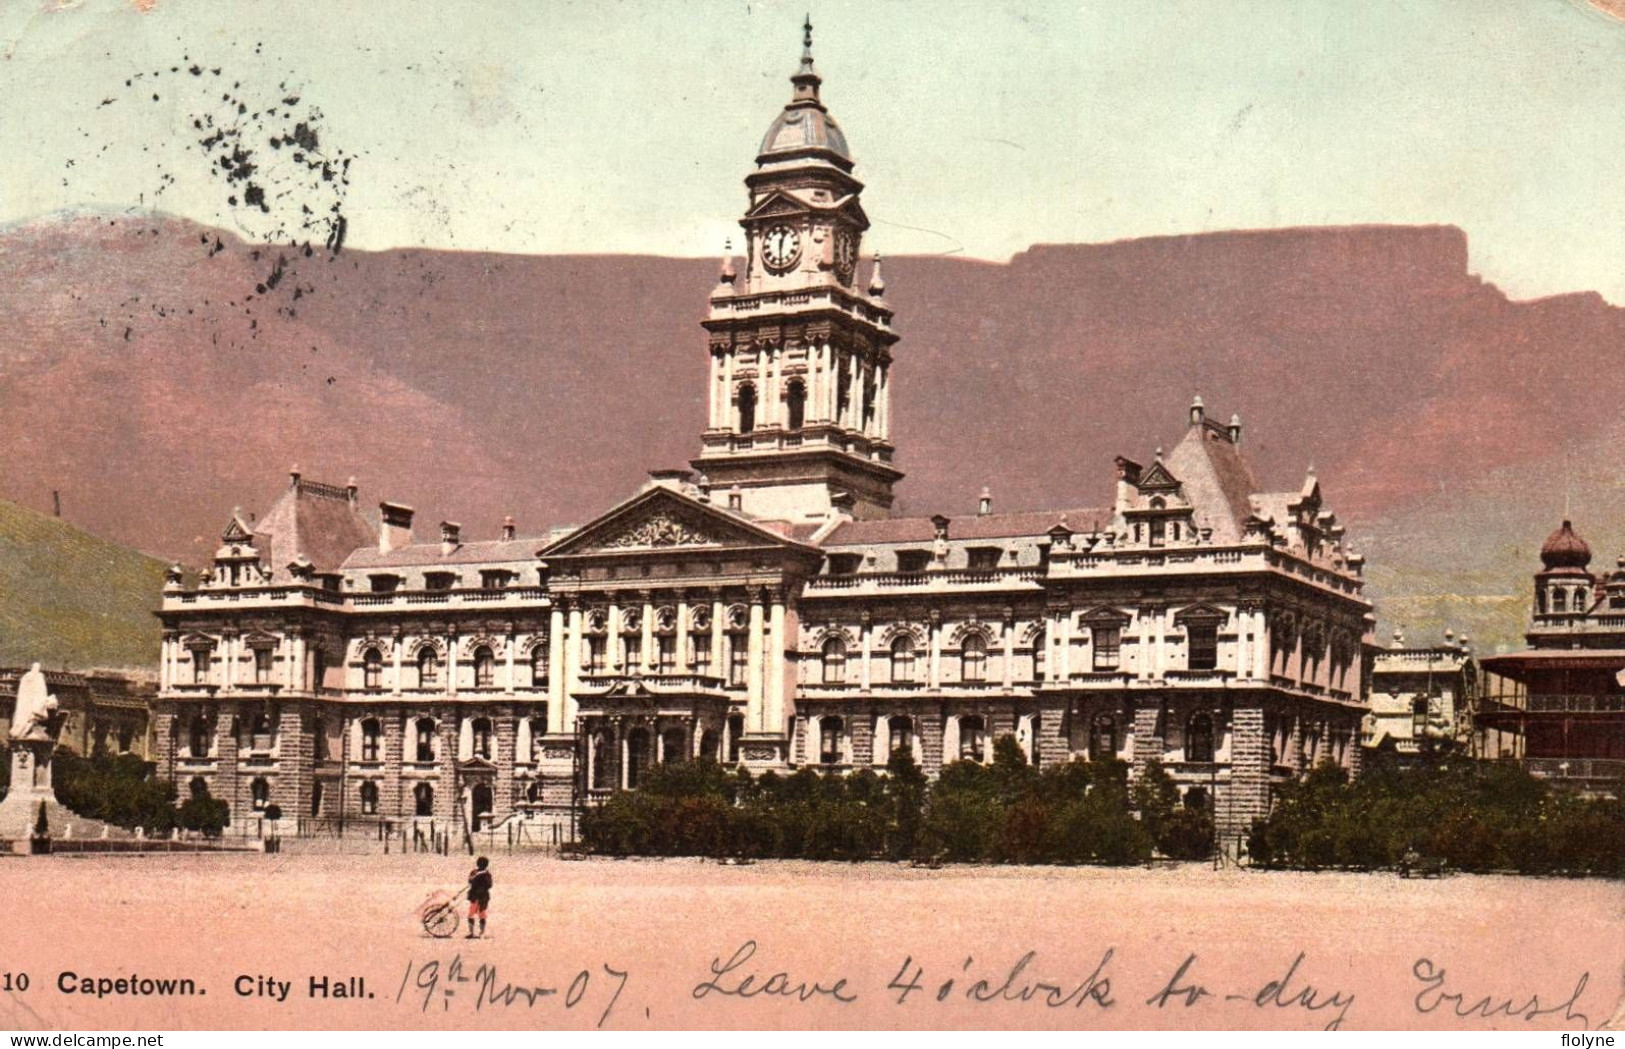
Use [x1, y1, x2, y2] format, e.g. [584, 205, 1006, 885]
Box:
[694, 20, 902, 522]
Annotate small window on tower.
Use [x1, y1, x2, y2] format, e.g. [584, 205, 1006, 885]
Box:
[737, 383, 757, 435]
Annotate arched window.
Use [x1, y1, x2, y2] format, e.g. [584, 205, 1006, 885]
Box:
[1090, 714, 1117, 761]
[819, 716, 844, 765]
[471, 717, 493, 761]
[960, 634, 987, 682]
[737, 382, 757, 434]
[189, 715, 210, 758]
[362, 647, 383, 691]
[890, 636, 915, 684]
[189, 776, 209, 800]
[415, 718, 436, 763]
[662, 727, 687, 764]
[1187, 712, 1215, 764]
[531, 644, 549, 687]
[959, 715, 986, 762]
[473, 646, 496, 689]
[1552, 588, 1567, 612]
[250, 777, 270, 812]
[526, 780, 542, 804]
[360, 718, 382, 763]
[821, 636, 847, 684]
[417, 648, 440, 688]
[1574, 588, 1588, 613]
[414, 782, 434, 817]
[1183, 786, 1210, 812]
[887, 715, 914, 760]
[359, 780, 379, 815]
[786, 379, 806, 431]
[626, 728, 650, 788]
[591, 729, 615, 790]
[530, 715, 547, 762]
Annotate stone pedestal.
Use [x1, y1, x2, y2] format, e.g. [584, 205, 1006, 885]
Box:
[0, 740, 78, 841]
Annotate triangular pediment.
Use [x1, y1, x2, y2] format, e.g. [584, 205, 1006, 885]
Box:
[1173, 602, 1231, 625]
[221, 514, 254, 543]
[541, 486, 816, 558]
[1137, 462, 1181, 492]
[745, 190, 813, 221]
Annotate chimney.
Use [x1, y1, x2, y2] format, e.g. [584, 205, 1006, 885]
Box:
[1228, 413, 1243, 446]
[978, 487, 992, 516]
[289, 464, 302, 489]
[1113, 457, 1142, 514]
[346, 476, 358, 504]
[440, 521, 462, 556]
[1189, 394, 1205, 428]
[502, 515, 516, 541]
[378, 501, 414, 554]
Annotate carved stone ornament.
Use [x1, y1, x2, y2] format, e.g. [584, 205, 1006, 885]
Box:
[603, 510, 715, 549]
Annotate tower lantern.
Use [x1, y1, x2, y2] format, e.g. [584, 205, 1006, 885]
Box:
[693, 20, 902, 522]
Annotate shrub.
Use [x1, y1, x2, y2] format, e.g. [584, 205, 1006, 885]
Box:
[177, 795, 230, 838]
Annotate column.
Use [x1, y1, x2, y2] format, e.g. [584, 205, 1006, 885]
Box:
[1235, 609, 1249, 682]
[768, 594, 787, 736]
[391, 633, 404, 695]
[723, 353, 735, 432]
[676, 594, 691, 673]
[847, 356, 862, 431]
[159, 635, 172, 691]
[607, 600, 622, 672]
[1001, 612, 1015, 691]
[707, 350, 720, 428]
[288, 634, 304, 692]
[1153, 607, 1166, 681]
[710, 593, 725, 678]
[746, 591, 766, 733]
[548, 606, 568, 734]
[564, 605, 583, 730]
[859, 613, 873, 692]
[446, 632, 458, 696]
[928, 611, 942, 689]
[504, 628, 516, 694]
[640, 593, 655, 674]
[763, 346, 778, 429]
[1253, 609, 1270, 681]
[877, 363, 891, 439]
[1137, 610, 1153, 682]
[1058, 608, 1074, 680]
[221, 632, 235, 691]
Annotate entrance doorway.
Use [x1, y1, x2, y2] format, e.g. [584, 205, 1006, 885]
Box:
[470, 783, 493, 830]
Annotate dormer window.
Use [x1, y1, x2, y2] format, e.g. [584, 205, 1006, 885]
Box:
[481, 570, 512, 591]
[424, 572, 456, 592]
[370, 574, 400, 594]
[896, 550, 930, 574]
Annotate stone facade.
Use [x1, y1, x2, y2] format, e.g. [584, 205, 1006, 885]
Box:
[152, 29, 1375, 843]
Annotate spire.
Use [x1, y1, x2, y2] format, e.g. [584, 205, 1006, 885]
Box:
[792, 14, 821, 102]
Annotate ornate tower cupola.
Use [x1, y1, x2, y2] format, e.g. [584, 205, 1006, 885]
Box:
[1536, 519, 1595, 617]
[694, 18, 902, 523]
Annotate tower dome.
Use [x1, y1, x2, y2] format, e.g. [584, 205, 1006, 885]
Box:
[1540, 519, 1592, 571]
[756, 18, 853, 166]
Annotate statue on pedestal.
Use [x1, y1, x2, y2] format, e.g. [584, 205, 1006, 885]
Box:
[10, 663, 59, 744]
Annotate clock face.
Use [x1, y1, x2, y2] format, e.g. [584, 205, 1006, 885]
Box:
[761, 224, 801, 270]
[834, 230, 858, 282]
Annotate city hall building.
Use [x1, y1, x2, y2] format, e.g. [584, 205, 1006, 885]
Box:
[151, 30, 1375, 841]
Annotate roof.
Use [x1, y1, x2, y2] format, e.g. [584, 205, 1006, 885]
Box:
[342, 537, 545, 571]
[823, 507, 1111, 547]
[1480, 649, 1625, 674]
[1164, 420, 1263, 543]
[252, 477, 377, 582]
[1541, 519, 1592, 572]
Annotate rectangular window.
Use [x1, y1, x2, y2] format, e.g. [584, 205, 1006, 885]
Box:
[416, 723, 435, 763]
[1188, 622, 1218, 672]
[1092, 627, 1121, 671]
[253, 647, 273, 684]
[657, 635, 676, 673]
[967, 547, 1002, 572]
[691, 635, 712, 674]
[480, 570, 511, 590]
[370, 575, 400, 594]
[728, 633, 749, 685]
[1150, 518, 1166, 547]
[623, 635, 642, 672]
[424, 572, 456, 592]
[361, 726, 380, 763]
[828, 553, 862, 576]
[896, 550, 930, 574]
[587, 637, 607, 674]
[191, 648, 210, 684]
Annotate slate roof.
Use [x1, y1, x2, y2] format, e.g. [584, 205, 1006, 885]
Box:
[251, 478, 377, 582]
[1164, 420, 1263, 543]
[342, 538, 546, 571]
[823, 507, 1111, 547]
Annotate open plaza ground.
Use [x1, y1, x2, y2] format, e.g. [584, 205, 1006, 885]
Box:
[0, 852, 1619, 1031]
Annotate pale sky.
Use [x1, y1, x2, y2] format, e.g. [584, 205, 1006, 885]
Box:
[5, 0, 1625, 300]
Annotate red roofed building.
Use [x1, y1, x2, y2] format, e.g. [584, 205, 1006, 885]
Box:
[152, 27, 1375, 845]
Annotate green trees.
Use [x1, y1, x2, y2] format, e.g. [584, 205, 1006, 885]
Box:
[52, 750, 178, 833]
[1247, 757, 1625, 876]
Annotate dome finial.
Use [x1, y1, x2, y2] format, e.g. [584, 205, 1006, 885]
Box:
[803, 14, 814, 63]
[867, 251, 886, 297]
[790, 14, 821, 102]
